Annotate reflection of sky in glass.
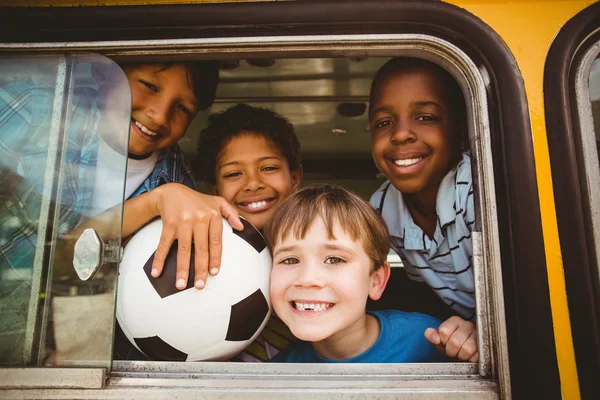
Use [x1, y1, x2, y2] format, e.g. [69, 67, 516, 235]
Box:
[590, 58, 600, 101]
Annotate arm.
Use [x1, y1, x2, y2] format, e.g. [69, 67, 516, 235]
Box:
[424, 315, 479, 362]
[56, 183, 243, 289]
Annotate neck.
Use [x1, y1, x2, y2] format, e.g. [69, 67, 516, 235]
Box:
[311, 313, 380, 360]
[404, 184, 439, 238]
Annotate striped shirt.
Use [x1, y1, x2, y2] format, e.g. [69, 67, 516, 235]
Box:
[370, 153, 476, 321]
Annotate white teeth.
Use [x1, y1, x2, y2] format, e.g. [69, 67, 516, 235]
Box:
[135, 120, 158, 136]
[248, 201, 267, 209]
[293, 302, 333, 312]
[394, 157, 423, 167]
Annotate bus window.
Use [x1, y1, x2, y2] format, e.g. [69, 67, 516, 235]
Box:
[572, 41, 600, 341]
[117, 52, 497, 371]
[0, 54, 129, 371]
[545, 2, 600, 395]
[0, 47, 506, 398]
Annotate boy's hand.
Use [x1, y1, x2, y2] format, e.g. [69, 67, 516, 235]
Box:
[148, 183, 243, 290]
[424, 316, 478, 362]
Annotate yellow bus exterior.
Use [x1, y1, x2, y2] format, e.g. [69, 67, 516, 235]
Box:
[0, 1, 598, 399]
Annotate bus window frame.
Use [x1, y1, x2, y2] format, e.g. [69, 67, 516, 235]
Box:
[0, 34, 508, 398]
[573, 38, 600, 299]
[1, 1, 559, 397]
[544, 2, 600, 398]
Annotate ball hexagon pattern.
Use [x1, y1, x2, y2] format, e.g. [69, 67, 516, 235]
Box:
[116, 218, 272, 361]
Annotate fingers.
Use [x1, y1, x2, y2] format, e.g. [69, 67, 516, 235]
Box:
[207, 210, 223, 277]
[468, 350, 479, 362]
[424, 327, 446, 355]
[176, 214, 194, 290]
[438, 316, 478, 361]
[151, 222, 176, 279]
[218, 198, 243, 231]
[192, 217, 209, 290]
[424, 327, 441, 345]
[456, 330, 479, 362]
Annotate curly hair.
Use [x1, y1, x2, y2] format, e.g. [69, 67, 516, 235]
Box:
[196, 104, 302, 186]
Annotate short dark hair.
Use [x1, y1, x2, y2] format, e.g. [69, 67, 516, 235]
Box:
[185, 61, 219, 110]
[116, 61, 219, 110]
[196, 104, 302, 186]
[369, 57, 467, 135]
[264, 184, 391, 272]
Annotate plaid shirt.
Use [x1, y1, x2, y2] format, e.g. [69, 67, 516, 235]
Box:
[0, 80, 194, 274]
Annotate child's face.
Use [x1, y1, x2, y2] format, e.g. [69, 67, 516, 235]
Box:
[122, 64, 199, 156]
[213, 133, 301, 230]
[369, 68, 461, 195]
[270, 217, 385, 344]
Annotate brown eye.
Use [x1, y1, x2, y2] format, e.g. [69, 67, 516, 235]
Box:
[325, 256, 344, 264]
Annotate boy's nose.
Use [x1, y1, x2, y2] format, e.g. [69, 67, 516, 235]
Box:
[243, 171, 265, 191]
[294, 263, 326, 288]
[390, 120, 417, 144]
[148, 99, 173, 128]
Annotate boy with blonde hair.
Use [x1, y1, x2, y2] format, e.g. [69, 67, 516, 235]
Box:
[266, 184, 445, 363]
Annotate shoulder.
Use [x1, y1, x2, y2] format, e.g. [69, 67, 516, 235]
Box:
[375, 311, 447, 362]
[369, 180, 396, 213]
[369, 311, 447, 363]
[0, 81, 53, 121]
[454, 153, 474, 219]
[376, 310, 442, 330]
[369, 180, 392, 206]
[455, 153, 473, 188]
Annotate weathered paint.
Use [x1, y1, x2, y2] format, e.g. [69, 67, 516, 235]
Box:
[446, 1, 596, 399]
[0, 0, 275, 5]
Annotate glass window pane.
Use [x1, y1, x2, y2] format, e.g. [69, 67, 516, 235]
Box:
[0, 54, 130, 368]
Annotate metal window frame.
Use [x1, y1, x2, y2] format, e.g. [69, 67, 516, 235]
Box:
[573, 39, 600, 295]
[0, 33, 508, 399]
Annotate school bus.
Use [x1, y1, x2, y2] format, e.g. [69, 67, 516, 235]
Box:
[0, 0, 599, 399]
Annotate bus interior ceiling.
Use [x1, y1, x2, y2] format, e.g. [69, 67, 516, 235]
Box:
[184, 57, 388, 200]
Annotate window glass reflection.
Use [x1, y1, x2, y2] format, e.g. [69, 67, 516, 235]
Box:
[0, 54, 130, 367]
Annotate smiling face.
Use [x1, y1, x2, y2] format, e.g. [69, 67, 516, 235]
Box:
[369, 67, 462, 198]
[270, 217, 387, 348]
[122, 64, 199, 157]
[213, 133, 302, 230]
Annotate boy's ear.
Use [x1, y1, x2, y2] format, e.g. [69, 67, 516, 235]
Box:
[208, 185, 219, 196]
[368, 261, 391, 301]
[290, 165, 303, 192]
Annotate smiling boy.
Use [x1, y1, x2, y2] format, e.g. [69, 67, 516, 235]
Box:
[368, 57, 478, 361]
[266, 184, 446, 363]
[195, 103, 302, 361]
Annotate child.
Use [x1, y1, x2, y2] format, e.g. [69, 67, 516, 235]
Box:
[51, 60, 231, 279]
[0, 59, 224, 362]
[196, 103, 303, 231]
[368, 57, 478, 361]
[265, 184, 446, 363]
[195, 103, 303, 361]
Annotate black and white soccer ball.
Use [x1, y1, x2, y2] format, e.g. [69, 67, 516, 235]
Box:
[116, 218, 271, 361]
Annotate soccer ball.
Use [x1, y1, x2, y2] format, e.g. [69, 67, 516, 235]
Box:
[116, 218, 272, 361]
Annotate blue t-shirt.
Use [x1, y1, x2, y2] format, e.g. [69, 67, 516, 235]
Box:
[274, 310, 447, 363]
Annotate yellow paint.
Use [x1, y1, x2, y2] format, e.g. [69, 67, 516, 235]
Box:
[0, 0, 272, 6]
[447, 1, 595, 399]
